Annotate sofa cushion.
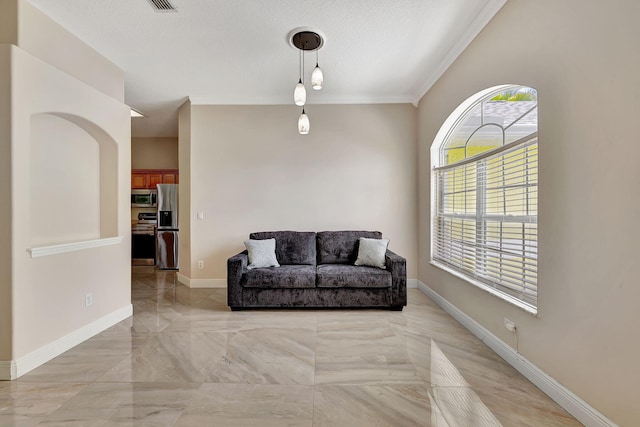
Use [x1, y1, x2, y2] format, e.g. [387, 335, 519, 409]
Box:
[316, 264, 391, 288]
[242, 265, 316, 289]
[250, 231, 316, 265]
[316, 231, 382, 265]
[354, 238, 390, 269]
[244, 238, 280, 270]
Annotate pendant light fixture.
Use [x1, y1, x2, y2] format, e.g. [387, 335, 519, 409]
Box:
[288, 27, 325, 134]
[293, 48, 306, 106]
[298, 108, 310, 134]
[311, 50, 323, 90]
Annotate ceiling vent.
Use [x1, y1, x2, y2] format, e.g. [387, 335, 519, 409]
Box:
[147, 0, 177, 12]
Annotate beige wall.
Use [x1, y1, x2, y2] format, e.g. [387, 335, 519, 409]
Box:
[0, 0, 17, 45]
[181, 104, 418, 282]
[1, 0, 131, 374]
[0, 46, 13, 361]
[417, 0, 640, 424]
[178, 101, 192, 278]
[30, 114, 101, 246]
[10, 45, 131, 361]
[131, 137, 179, 169]
[17, 1, 124, 102]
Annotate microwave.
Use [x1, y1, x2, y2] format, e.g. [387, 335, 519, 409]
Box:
[131, 189, 157, 208]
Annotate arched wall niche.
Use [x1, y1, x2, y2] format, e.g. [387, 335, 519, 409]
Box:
[29, 112, 118, 247]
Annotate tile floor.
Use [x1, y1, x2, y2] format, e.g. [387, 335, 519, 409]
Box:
[0, 267, 583, 426]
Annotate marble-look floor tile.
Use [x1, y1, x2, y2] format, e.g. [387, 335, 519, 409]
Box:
[98, 332, 229, 383]
[170, 287, 229, 311]
[53, 333, 149, 358]
[0, 382, 87, 427]
[0, 269, 582, 426]
[18, 354, 128, 383]
[313, 384, 432, 427]
[390, 327, 532, 393]
[426, 337, 539, 394]
[433, 386, 582, 427]
[204, 327, 316, 385]
[40, 382, 199, 426]
[130, 271, 177, 300]
[429, 386, 503, 426]
[239, 311, 318, 332]
[101, 308, 182, 336]
[315, 320, 422, 385]
[175, 383, 313, 426]
[162, 313, 246, 333]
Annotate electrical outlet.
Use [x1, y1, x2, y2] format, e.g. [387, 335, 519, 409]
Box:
[197, 260, 204, 269]
[504, 317, 516, 332]
[85, 293, 93, 307]
[197, 211, 204, 220]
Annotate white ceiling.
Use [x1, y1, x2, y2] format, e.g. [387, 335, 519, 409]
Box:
[28, 0, 506, 137]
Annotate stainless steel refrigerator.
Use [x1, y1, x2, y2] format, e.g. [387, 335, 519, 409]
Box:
[156, 184, 179, 270]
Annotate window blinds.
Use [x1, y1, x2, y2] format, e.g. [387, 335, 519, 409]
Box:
[432, 133, 538, 310]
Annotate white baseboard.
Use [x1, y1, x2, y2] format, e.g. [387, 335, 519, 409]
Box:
[0, 304, 132, 381]
[417, 281, 616, 427]
[407, 279, 418, 288]
[177, 273, 226, 288]
[0, 360, 16, 381]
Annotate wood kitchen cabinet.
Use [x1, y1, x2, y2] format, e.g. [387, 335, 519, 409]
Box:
[131, 172, 149, 189]
[131, 169, 179, 189]
[148, 173, 163, 189]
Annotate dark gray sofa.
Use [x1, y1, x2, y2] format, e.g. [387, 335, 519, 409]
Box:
[227, 230, 407, 310]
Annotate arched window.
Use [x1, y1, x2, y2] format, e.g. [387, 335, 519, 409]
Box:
[431, 85, 538, 313]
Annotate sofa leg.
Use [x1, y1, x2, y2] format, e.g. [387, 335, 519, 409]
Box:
[389, 306, 404, 311]
[230, 307, 243, 311]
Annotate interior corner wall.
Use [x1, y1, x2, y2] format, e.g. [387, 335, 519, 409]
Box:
[0, 45, 13, 362]
[184, 103, 417, 284]
[178, 101, 191, 279]
[416, 0, 640, 424]
[0, 0, 18, 45]
[131, 137, 179, 169]
[16, 0, 124, 102]
[0, 0, 131, 376]
[10, 45, 131, 364]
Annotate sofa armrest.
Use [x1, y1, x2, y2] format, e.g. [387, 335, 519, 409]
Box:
[227, 250, 248, 309]
[385, 249, 407, 309]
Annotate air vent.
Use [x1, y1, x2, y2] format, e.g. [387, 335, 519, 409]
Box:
[147, 0, 177, 12]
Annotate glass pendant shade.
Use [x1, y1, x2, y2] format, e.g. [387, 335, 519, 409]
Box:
[311, 65, 323, 90]
[294, 79, 306, 106]
[298, 109, 310, 134]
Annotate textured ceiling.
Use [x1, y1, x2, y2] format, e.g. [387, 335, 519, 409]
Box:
[28, 0, 506, 137]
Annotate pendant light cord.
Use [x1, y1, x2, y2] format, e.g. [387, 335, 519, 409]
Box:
[298, 48, 302, 83]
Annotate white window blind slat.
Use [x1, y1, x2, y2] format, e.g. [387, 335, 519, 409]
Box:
[433, 134, 538, 310]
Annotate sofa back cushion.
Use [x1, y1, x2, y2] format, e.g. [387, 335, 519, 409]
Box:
[249, 231, 317, 265]
[316, 231, 382, 265]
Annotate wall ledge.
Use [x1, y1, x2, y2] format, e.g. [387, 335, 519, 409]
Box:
[416, 281, 617, 427]
[28, 236, 123, 258]
[0, 304, 132, 380]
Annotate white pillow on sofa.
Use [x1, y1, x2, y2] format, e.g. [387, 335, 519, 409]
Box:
[354, 237, 389, 269]
[244, 238, 280, 270]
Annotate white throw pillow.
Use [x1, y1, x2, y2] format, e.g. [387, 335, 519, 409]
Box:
[354, 237, 389, 269]
[244, 238, 280, 270]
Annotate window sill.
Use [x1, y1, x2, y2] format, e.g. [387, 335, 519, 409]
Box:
[28, 237, 124, 258]
[430, 260, 538, 316]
